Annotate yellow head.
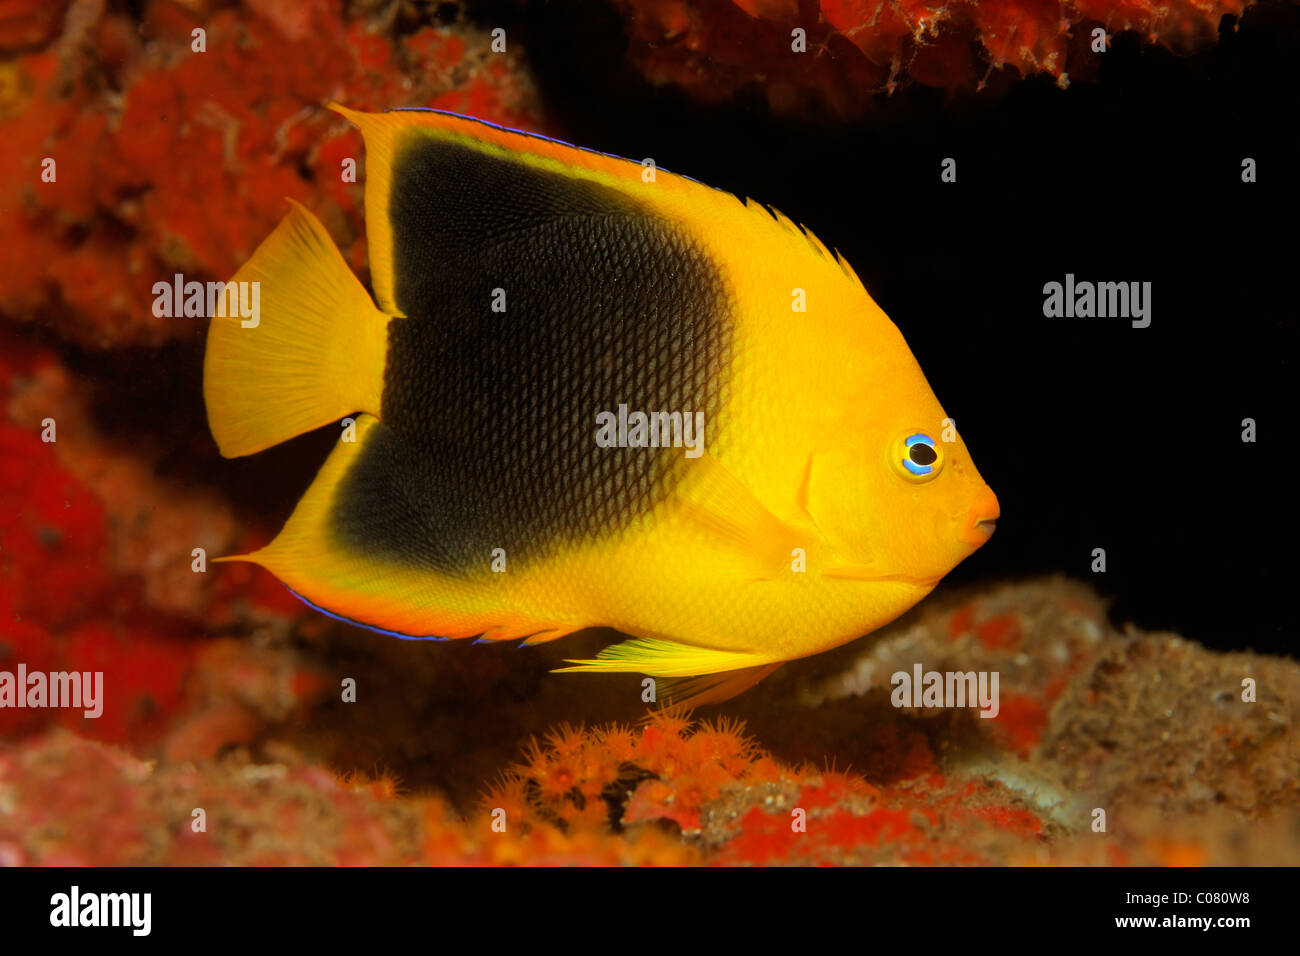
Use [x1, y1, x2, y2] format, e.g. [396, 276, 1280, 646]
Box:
[804, 319, 999, 587]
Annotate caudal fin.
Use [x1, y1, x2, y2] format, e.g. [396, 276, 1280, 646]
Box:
[203, 199, 390, 458]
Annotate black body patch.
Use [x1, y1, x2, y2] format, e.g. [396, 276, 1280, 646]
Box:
[329, 135, 732, 574]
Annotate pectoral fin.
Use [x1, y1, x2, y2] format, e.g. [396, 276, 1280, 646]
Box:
[672, 452, 810, 582]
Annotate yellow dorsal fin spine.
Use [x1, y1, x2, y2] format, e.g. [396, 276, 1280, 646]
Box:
[747, 198, 858, 282]
[203, 199, 390, 458]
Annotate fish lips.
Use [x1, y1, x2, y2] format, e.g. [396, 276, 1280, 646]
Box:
[957, 488, 1000, 548]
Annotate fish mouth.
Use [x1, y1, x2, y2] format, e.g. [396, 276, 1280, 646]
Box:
[957, 489, 1000, 547]
[957, 517, 997, 547]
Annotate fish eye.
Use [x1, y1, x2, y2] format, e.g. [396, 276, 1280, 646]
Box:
[892, 432, 943, 482]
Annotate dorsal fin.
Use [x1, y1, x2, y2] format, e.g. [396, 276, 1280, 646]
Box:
[328, 104, 863, 317]
[330, 103, 720, 317]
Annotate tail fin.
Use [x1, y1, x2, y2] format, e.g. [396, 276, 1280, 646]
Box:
[203, 199, 390, 458]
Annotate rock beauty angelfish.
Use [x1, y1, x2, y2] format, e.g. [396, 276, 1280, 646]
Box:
[203, 104, 1000, 707]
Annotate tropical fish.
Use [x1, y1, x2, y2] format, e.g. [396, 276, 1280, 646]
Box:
[203, 104, 999, 706]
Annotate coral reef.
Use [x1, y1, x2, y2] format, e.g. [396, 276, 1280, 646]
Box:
[608, 0, 1252, 115]
[3, 545, 1296, 864]
[0, 0, 543, 348]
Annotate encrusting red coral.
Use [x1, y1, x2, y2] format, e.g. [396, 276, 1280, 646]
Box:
[0, 0, 543, 348]
[472, 713, 1057, 865]
[479, 714, 787, 837]
[0, 326, 325, 753]
[0, 729, 706, 865]
[3, 621, 1297, 865]
[608, 0, 1249, 114]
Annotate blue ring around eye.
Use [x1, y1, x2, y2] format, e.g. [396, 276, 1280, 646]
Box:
[905, 433, 934, 448]
[903, 458, 933, 476]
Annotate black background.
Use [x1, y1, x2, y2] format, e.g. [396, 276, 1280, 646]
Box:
[497, 0, 1297, 655]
